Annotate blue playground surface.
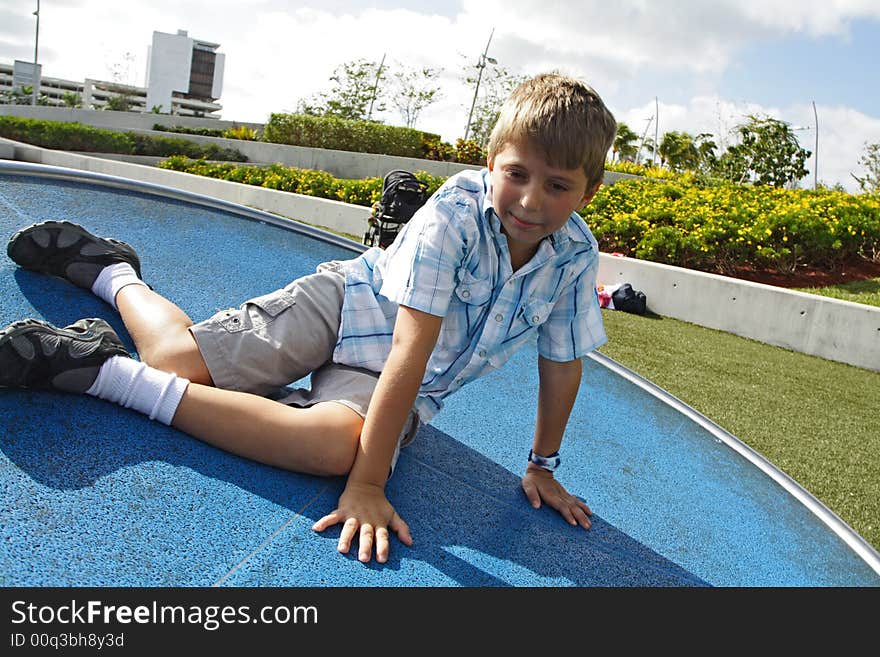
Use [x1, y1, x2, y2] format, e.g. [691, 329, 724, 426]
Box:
[2, 161, 878, 587]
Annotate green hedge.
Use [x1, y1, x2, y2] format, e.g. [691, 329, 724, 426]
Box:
[262, 113, 435, 159]
[153, 124, 225, 137]
[0, 117, 247, 161]
[0, 116, 131, 153]
[158, 155, 445, 206]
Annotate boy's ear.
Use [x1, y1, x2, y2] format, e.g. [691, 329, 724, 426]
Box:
[487, 153, 495, 171]
[579, 181, 602, 209]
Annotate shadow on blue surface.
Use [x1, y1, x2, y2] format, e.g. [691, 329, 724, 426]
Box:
[1, 381, 705, 587]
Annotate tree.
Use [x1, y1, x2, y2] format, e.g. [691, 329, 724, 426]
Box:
[61, 91, 82, 108]
[657, 131, 718, 173]
[694, 132, 718, 174]
[103, 86, 132, 112]
[658, 131, 699, 171]
[714, 114, 811, 187]
[461, 61, 524, 147]
[851, 142, 880, 193]
[391, 66, 442, 129]
[612, 122, 639, 162]
[297, 59, 387, 122]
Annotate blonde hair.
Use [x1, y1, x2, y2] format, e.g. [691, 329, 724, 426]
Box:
[487, 73, 617, 190]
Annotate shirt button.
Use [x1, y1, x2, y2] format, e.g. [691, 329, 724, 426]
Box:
[478, 349, 487, 358]
[456, 378, 464, 385]
[461, 290, 470, 298]
[495, 313, 503, 322]
[532, 315, 540, 322]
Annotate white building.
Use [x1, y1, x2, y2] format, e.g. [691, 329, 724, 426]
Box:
[145, 30, 225, 116]
[1, 29, 224, 118]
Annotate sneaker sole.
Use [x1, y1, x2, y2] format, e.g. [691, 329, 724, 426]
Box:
[0, 318, 127, 391]
[7, 220, 142, 288]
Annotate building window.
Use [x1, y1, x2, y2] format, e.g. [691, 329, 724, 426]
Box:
[188, 49, 216, 100]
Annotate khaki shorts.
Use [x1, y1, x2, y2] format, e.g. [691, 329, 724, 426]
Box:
[189, 261, 419, 473]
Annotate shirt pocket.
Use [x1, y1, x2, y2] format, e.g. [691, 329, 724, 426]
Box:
[521, 298, 553, 329]
[454, 270, 492, 306]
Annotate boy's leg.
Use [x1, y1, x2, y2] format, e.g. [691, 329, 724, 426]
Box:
[7, 221, 212, 385]
[0, 317, 363, 476]
[173, 387, 363, 476]
[114, 284, 213, 386]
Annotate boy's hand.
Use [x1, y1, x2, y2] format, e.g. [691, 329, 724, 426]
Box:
[522, 464, 592, 529]
[312, 481, 413, 563]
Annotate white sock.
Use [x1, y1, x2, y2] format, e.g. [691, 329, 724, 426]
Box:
[85, 355, 189, 426]
[91, 262, 147, 310]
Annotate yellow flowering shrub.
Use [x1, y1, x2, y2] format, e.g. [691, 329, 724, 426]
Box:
[585, 179, 880, 273]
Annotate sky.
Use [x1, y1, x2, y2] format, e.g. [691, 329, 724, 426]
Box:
[2, 0, 879, 191]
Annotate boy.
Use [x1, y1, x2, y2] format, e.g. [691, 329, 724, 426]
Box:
[1, 73, 616, 564]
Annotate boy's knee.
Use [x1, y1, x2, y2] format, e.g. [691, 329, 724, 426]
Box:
[319, 447, 357, 477]
[140, 337, 212, 385]
[309, 405, 363, 476]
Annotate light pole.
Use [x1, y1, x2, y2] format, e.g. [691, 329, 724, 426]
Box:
[463, 28, 496, 143]
[812, 100, 819, 190]
[652, 96, 659, 166]
[366, 53, 386, 122]
[32, 0, 40, 106]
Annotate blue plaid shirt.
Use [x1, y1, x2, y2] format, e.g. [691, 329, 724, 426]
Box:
[334, 168, 606, 421]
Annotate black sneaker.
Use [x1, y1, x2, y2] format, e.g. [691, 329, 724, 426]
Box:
[0, 318, 128, 393]
[7, 221, 142, 290]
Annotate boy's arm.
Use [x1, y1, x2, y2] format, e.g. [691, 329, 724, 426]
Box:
[521, 355, 593, 529]
[312, 305, 442, 563]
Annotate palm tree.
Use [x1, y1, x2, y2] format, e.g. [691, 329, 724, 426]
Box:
[658, 131, 699, 171]
[612, 122, 640, 163]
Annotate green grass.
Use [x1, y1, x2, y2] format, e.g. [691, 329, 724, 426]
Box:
[597, 309, 880, 551]
[795, 277, 880, 308]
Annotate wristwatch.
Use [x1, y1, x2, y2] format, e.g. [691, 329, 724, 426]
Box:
[528, 449, 561, 472]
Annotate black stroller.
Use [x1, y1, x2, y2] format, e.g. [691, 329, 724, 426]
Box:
[363, 170, 429, 248]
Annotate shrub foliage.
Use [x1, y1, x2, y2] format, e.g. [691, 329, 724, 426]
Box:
[0, 117, 247, 161]
[263, 113, 433, 159]
[158, 156, 445, 207]
[584, 178, 880, 274]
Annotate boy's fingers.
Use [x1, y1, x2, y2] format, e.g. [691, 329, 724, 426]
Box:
[574, 506, 592, 529]
[522, 481, 541, 509]
[560, 505, 578, 526]
[390, 512, 414, 546]
[358, 524, 374, 563]
[338, 517, 360, 554]
[311, 510, 340, 532]
[375, 527, 390, 563]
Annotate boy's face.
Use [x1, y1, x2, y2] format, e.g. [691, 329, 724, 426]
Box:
[488, 140, 599, 264]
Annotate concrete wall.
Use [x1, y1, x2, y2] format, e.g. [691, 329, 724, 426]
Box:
[598, 254, 879, 372]
[3, 136, 877, 372]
